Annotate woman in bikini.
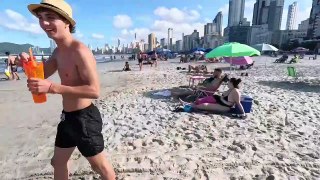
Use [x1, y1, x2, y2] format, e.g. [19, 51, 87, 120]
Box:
[182, 78, 246, 118]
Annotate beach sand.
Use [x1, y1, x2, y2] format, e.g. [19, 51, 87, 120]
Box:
[0, 57, 319, 179]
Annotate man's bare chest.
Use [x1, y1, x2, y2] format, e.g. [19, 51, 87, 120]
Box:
[56, 58, 79, 83]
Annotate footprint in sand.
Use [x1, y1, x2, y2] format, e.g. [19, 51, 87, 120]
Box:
[152, 138, 164, 146]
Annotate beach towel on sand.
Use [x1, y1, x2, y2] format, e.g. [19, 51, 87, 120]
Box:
[153, 90, 171, 97]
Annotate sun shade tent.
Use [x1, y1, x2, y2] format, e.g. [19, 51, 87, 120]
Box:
[251, 43, 279, 52]
[251, 43, 278, 68]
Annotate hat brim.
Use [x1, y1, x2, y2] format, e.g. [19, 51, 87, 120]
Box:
[28, 4, 76, 26]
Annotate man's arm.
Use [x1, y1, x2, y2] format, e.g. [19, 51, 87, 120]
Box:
[50, 44, 100, 99]
[44, 49, 58, 79]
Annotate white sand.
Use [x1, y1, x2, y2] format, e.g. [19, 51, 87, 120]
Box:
[0, 56, 319, 179]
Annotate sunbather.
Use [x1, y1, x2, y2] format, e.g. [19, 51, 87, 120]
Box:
[181, 78, 246, 118]
[172, 68, 225, 98]
[289, 54, 298, 64]
[188, 65, 208, 73]
[123, 62, 131, 71]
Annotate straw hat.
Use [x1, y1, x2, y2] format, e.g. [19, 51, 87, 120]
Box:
[28, 0, 76, 26]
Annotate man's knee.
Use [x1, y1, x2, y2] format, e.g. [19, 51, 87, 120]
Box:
[91, 163, 116, 179]
[51, 157, 68, 168]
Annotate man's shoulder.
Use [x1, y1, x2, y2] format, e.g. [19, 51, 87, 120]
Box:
[72, 40, 90, 52]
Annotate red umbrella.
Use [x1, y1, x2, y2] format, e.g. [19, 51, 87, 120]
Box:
[224, 56, 253, 65]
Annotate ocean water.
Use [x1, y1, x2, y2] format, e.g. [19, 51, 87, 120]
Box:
[0, 54, 130, 73]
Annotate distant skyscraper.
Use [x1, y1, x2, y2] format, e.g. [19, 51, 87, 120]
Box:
[298, 18, 309, 31]
[160, 38, 166, 48]
[148, 33, 156, 51]
[307, 0, 320, 39]
[168, 28, 173, 48]
[286, 2, 297, 30]
[252, 0, 284, 31]
[205, 12, 223, 36]
[228, 0, 245, 27]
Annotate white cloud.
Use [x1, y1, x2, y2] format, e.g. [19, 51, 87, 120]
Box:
[75, 30, 84, 38]
[197, 5, 203, 10]
[92, 33, 105, 39]
[113, 14, 133, 29]
[116, 7, 205, 45]
[154, 7, 200, 23]
[0, 9, 43, 34]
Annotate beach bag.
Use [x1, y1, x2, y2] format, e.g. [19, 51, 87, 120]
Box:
[4, 66, 10, 77]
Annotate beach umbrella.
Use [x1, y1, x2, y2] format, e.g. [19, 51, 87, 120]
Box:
[193, 50, 204, 55]
[206, 42, 260, 73]
[224, 56, 253, 66]
[252, 43, 278, 52]
[206, 42, 261, 58]
[204, 48, 213, 53]
[252, 43, 278, 68]
[292, 47, 309, 53]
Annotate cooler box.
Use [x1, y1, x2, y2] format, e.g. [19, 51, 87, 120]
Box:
[241, 95, 253, 113]
[230, 95, 253, 114]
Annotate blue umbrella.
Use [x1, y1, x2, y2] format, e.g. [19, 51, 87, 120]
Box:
[205, 48, 213, 53]
[190, 47, 206, 53]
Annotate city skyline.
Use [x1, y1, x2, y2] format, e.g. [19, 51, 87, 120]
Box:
[0, 0, 312, 48]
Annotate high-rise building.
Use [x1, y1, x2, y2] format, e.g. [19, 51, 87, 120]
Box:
[169, 38, 176, 51]
[205, 11, 223, 36]
[176, 40, 183, 52]
[286, 2, 297, 30]
[252, 0, 284, 31]
[228, 0, 245, 27]
[49, 39, 57, 53]
[148, 33, 156, 51]
[168, 28, 173, 48]
[160, 38, 166, 48]
[298, 18, 309, 31]
[307, 0, 320, 39]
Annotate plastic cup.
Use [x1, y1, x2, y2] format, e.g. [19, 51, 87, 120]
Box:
[24, 61, 47, 103]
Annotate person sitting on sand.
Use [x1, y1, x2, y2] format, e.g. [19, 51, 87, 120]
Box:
[181, 78, 246, 118]
[289, 54, 298, 64]
[188, 65, 208, 73]
[172, 68, 226, 99]
[123, 62, 131, 71]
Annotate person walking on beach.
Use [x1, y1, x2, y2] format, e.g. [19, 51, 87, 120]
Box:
[138, 52, 143, 71]
[19, 1, 116, 179]
[151, 51, 158, 67]
[6, 52, 20, 80]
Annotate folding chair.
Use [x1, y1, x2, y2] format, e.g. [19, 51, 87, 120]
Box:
[287, 66, 303, 80]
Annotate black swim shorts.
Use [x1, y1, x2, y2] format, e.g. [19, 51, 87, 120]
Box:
[55, 104, 104, 157]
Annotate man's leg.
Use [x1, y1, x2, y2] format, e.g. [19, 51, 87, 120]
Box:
[51, 147, 75, 180]
[86, 151, 116, 180]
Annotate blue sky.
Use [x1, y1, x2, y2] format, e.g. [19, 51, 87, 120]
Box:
[0, 0, 312, 48]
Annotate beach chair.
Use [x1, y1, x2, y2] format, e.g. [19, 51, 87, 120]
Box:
[287, 66, 303, 80]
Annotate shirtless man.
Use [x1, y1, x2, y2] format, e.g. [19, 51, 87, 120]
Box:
[19, 1, 115, 179]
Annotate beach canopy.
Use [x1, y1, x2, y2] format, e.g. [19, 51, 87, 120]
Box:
[204, 48, 213, 53]
[292, 47, 309, 52]
[224, 56, 253, 66]
[190, 47, 206, 53]
[252, 43, 278, 52]
[193, 50, 204, 55]
[206, 42, 261, 58]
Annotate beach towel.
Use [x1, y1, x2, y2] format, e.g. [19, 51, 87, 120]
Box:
[153, 90, 171, 97]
